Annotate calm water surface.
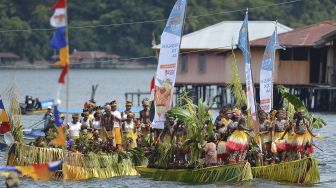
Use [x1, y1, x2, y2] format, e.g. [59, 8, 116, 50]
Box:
[0, 69, 335, 187]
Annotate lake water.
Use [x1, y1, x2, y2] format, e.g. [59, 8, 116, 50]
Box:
[0, 69, 335, 187]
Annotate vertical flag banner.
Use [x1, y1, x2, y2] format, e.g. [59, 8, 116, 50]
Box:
[152, 0, 187, 129]
[0, 96, 11, 134]
[50, 0, 69, 104]
[260, 27, 283, 112]
[238, 12, 258, 132]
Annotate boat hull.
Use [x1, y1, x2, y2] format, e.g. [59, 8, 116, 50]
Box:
[251, 157, 320, 185]
[136, 162, 253, 184]
[7, 143, 140, 180]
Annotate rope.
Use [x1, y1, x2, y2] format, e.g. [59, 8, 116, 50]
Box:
[0, 0, 304, 33]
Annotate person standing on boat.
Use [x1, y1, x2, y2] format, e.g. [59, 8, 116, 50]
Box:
[67, 113, 82, 139]
[102, 104, 115, 144]
[91, 110, 102, 133]
[43, 106, 53, 133]
[257, 111, 272, 157]
[121, 101, 135, 121]
[139, 99, 151, 139]
[272, 109, 289, 162]
[215, 106, 233, 137]
[226, 108, 251, 163]
[281, 108, 316, 159]
[122, 113, 137, 150]
[110, 100, 122, 150]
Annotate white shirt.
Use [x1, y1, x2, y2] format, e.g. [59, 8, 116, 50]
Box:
[111, 110, 121, 128]
[124, 121, 134, 132]
[68, 122, 81, 137]
[92, 119, 101, 130]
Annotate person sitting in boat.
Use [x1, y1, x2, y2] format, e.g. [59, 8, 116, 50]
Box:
[110, 100, 122, 150]
[226, 109, 251, 163]
[281, 108, 316, 159]
[34, 97, 42, 110]
[272, 109, 289, 162]
[257, 111, 272, 157]
[34, 136, 47, 148]
[102, 104, 115, 143]
[122, 113, 137, 150]
[67, 113, 82, 139]
[203, 135, 217, 166]
[43, 106, 53, 133]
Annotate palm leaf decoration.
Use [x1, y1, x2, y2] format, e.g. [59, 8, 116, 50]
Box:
[228, 49, 247, 108]
[5, 81, 23, 143]
[277, 85, 326, 129]
[169, 92, 213, 167]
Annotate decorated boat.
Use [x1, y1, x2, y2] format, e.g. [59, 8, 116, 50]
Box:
[136, 162, 252, 184]
[251, 157, 320, 185]
[7, 142, 145, 180]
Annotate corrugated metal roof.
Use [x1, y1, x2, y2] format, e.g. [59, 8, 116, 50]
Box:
[153, 21, 292, 50]
[251, 21, 336, 47]
[0, 52, 19, 59]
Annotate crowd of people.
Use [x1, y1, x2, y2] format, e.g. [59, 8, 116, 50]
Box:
[34, 99, 318, 167]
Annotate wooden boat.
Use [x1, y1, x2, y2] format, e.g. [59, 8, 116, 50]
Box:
[7, 142, 143, 180]
[251, 157, 320, 185]
[136, 162, 253, 184]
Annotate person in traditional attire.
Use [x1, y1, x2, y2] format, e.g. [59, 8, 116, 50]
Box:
[121, 101, 135, 121]
[217, 134, 229, 164]
[257, 111, 272, 157]
[122, 113, 137, 150]
[160, 116, 176, 144]
[204, 136, 217, 166]
[139, 99, 151, 138]
[272, 109, 289, 162]
[67, 113, 82, 139]
[226, 108, 251, 163]
[110, 100, 122, 150]
[101, 105, 115, 144]
[215, 106, 233, 136]
[281, 109, 316, 159]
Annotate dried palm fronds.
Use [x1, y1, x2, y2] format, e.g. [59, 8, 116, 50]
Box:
[252, 157, 320, 185]
[136, 162, 252, 184]
[9, 143, 144, 180]
[4, 81, 23, 143]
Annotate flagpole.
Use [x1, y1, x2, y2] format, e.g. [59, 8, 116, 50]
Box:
[271, 20, 278, 110]
[63, 0, 69, 187]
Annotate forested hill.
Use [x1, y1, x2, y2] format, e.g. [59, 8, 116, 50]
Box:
[0, 0, 335, 63]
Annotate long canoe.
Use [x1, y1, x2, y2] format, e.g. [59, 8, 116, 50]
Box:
[136, 162, 253, 184]
[251, 157, 320, 185]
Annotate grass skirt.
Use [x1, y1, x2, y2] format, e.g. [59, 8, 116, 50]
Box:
[274, 131, 286, 151]
[226, 130, 249, 152]
[291, 131, 314, 154]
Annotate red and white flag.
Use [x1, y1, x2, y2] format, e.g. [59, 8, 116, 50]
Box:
[50, 0, 67, 28]
[150, 75, 155, 100]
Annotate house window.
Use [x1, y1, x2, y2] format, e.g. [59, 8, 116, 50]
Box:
[280, 48, 308, 61]
[198, 53, 206, 73]
[180, 54, 188, 73]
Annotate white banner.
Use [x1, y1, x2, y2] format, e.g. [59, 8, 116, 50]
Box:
[151, 0, 186, 129]
[260, 29, 282, 112]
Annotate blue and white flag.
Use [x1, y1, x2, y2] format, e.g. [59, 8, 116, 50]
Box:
[152, 0, 187, 129]
[238, 12, 258, 132]
[260, 27, 283, 112]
